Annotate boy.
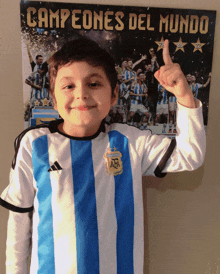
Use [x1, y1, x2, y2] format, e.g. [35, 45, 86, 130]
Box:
[0, 38, 205, 274]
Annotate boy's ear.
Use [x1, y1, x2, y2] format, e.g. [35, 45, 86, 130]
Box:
[111, 85, 119, 106]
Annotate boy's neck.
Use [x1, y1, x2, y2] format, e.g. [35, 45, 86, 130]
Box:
[58, 121, 102, 138]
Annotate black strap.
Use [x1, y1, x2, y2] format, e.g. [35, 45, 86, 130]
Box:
[154, 138, 177, 178]
[0, 198, 34, 213]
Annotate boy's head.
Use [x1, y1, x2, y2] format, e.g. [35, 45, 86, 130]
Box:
[48, 37, 117, 98]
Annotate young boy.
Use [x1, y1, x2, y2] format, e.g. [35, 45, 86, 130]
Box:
[0, 38, 205, 274]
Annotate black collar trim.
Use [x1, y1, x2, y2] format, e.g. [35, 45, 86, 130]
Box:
[48, 119, 106, 140]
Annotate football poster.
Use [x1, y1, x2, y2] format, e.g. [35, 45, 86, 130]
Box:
[20, 1, 216, 136]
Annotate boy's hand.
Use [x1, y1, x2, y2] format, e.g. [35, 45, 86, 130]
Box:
[154, 40, 196, 108]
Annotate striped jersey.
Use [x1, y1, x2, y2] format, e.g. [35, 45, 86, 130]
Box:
[157, 85, 168, 105]
[118, 82, 127, 105]
[26, 71, 49, 100]
[131, 82, 147, 105]
[0, 101, 206, 273]
[189, 83, 203, 98]
[169, 95, 177, 103]
[122, 70, 136, 86]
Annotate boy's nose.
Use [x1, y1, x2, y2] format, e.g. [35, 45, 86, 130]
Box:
[75, 85, 89, 99]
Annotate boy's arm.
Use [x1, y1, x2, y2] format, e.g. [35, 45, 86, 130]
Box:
[6, 211, 32, 274]
[154, 40, 196, 109]
[141, 41, 205, 176]
[140, 99, 205, 177]
[0, 131, 35, 273]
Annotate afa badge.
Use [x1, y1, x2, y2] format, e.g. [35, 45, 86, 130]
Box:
[104, 147, 123, 176]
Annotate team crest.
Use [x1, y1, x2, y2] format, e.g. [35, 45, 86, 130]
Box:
[104, 147, 123, 176]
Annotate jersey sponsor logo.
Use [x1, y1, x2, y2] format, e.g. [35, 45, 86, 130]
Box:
[48, 161, 63, 172]
[104, 147, 123, 176]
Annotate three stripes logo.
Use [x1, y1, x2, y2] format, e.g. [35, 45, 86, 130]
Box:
[48, 161, 63, 172]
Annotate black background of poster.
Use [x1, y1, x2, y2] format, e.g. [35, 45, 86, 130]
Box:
[20, 1, 216, 130]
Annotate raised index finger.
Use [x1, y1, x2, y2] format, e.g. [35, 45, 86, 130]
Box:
[163, 39, 173, 65]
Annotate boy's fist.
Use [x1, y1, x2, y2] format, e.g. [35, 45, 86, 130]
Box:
[154, 40, 196, 108]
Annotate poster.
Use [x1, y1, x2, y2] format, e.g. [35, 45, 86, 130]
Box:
[20, 1, 216, 136]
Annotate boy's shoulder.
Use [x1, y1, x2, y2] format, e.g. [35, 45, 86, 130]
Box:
[11, 123, 51, 169]
[105, 122, 152, 138]
[15, 119, 65, 143]
[15, 123, 50, 142]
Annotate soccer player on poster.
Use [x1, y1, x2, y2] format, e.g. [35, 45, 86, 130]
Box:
[0, 39, 205, 274]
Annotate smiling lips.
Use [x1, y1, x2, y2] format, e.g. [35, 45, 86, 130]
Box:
[73, 105, 95, 111]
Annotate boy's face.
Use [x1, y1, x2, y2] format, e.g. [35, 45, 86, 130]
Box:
[53, 61, 118, 136]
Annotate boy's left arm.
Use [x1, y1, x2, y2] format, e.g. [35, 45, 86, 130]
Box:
[153, 40, 206, 174]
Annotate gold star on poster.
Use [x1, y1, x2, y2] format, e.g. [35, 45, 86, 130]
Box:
[34, 100, 40, 106]
[42, 98, 49, 106]
[173, 38, 187, 52]
[191, 38, 206, 53]
[155, 37, 165, 51]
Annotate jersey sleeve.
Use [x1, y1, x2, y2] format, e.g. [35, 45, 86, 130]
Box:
[0, 131, 35, 213]
[5, 211, 32, 274]
[161, 99, 206, 173]
[140, 99, 206, 177]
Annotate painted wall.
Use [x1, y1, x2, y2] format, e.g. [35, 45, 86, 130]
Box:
[0, 0, 219, 273]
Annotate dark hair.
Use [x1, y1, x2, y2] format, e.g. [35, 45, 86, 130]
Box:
[48, 37, 117, 96]
[36, 54, 43, 60]
[137, 71, 144, 77]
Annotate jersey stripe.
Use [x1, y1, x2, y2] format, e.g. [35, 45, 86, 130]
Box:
[47, 134, 77, 273]
[32, 135, 55, 273]
[108, 131, 135, 273]
[70, 140, 100, 273]
[92, 134, 117, 273]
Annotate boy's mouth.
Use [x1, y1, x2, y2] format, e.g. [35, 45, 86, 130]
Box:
[74, 105, 95, 111]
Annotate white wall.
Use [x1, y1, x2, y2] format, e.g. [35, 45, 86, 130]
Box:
[0, 0, 220, 273]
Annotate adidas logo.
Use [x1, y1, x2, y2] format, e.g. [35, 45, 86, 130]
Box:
[48, 161, 63, 172]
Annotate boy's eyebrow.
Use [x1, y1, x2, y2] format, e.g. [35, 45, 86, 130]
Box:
[89, 73, 104, 79]
[58, 73, 104, 83]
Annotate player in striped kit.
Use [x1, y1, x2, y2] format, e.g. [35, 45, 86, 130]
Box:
[127, 72, 149, 128]
[25, 62, 49, 104]
[189, 73, 211, 99]
[156, 84, 169, 124]
[109, 74, 128, 123]
[0, 38, 206, 274]
[168, 93, 177, 133]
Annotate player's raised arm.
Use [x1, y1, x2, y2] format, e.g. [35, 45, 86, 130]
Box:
[154, 40, 196, 108]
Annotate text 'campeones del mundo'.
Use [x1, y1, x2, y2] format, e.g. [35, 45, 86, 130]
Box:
[26, 7, 210, 34]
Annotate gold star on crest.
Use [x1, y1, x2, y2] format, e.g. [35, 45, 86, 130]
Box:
[155, 37, 165, 51]
[191, 38, 206, 53]
[173, 38, 187, 52]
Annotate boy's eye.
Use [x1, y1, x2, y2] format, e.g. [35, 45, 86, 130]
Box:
[89, 82, 101, 88]
[63, 84, 74, 90]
